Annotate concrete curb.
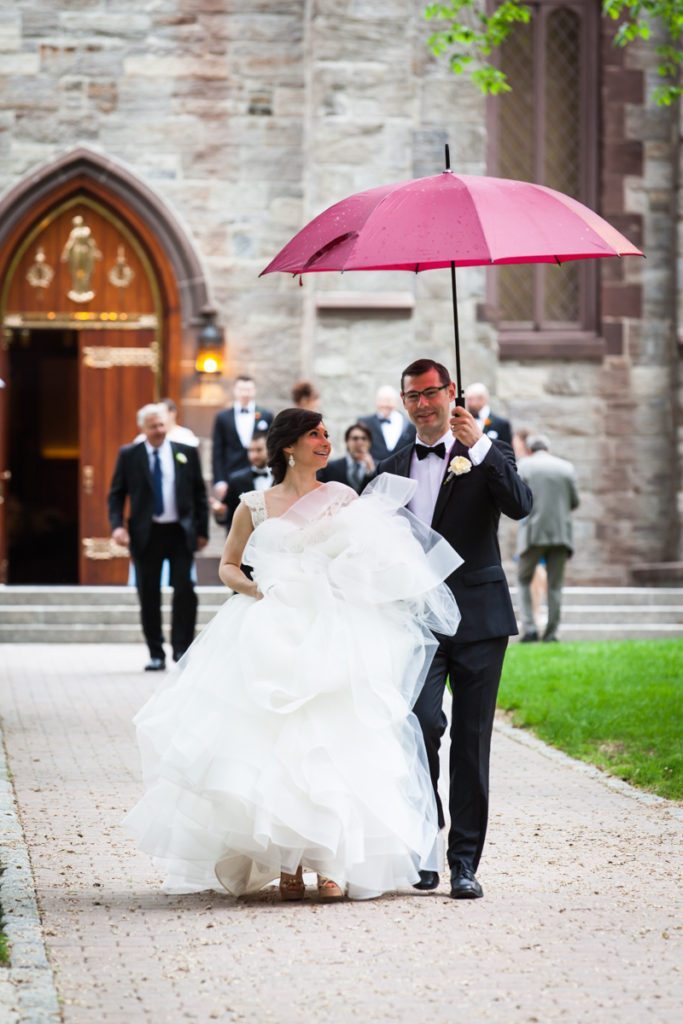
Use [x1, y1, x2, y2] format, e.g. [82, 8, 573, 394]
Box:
[0, 726, 61, 1024]
[494, 716, 683, 820]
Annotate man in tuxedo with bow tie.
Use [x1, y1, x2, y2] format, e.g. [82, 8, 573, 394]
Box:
[224, 431, 273, 530]
[108, 403, 209, 671]
[376, 359, 532, 899]
[465, 381, 512, 445]
[212, 376, 274, 505]
[360, 385, 416, 462]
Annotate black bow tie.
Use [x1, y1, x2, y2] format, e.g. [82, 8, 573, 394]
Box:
[415, 442, 446, 461]
[239, 407, 251, 414]
[378, 417, 392, 425]
[252, 469, 269, 477]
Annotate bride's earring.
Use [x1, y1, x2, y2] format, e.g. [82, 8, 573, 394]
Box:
[288, 454, 296, 468]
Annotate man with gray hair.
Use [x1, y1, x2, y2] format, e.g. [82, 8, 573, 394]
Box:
[108, 402, 209, 670]
[516, 435, 580, 642]
[360, 384, 415, 462]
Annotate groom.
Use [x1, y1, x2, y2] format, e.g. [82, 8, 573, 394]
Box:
[376, 359, 532, 899]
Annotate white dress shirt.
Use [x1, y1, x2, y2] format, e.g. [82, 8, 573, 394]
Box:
[407, 430, 492, 525]
[146, 439, 179, 523]
[252, 467, 273, 492]
[476, 404, 491, 427]
[235, 402, 256, 449]
[380, 410, 405, 453]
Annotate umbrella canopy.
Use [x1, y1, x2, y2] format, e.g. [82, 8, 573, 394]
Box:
[261, 163, 643, 401]
[261, 172, 642, 276]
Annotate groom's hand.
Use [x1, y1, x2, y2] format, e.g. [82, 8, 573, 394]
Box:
[450, 406, 483, 449]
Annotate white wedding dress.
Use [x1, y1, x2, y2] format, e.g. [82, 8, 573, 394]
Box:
[124, 475, 462, 899]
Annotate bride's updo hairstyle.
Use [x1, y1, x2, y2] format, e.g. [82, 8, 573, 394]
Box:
[267, 408, 324, 484]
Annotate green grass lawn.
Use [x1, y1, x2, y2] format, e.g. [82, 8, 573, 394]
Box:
[498, 639, 683, 801]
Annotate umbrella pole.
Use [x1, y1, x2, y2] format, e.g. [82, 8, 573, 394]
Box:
[450, 261, 465, 407]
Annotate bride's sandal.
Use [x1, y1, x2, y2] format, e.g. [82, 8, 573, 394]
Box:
[317, 874, 345, 901]
[279, 867, 305, 902]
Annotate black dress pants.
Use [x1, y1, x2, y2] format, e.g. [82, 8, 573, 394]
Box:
[412, 635, 508, 872]
[134, 523, 197, 661]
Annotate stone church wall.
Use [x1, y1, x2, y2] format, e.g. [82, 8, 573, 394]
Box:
[0, 1, 679, 582]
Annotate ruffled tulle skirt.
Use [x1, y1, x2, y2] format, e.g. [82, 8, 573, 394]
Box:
[124, 476, 461, 899]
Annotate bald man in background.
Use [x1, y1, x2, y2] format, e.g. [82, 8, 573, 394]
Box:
[465, 383, 512, 445]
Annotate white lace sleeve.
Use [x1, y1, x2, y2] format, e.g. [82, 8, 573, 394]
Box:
[240, 490, 267, 528]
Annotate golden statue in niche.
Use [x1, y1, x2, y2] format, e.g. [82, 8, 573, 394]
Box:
[60, 215, 102, 303]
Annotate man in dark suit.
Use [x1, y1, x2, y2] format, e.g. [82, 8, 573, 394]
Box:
[224, 431, 273, 530]
[212, 376, 273, 505]
[318, 422, 375, 493]
[109, 403, 209, 671]
[465, 382, 512, 445]
[360, 385, 416, 462]
[376, 359, 532, 900]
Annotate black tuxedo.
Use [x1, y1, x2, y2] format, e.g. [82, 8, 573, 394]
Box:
[318, 456, 372, 494]
[212, 406, 274, 484]
[225, 465, 272, 529]
[376, 437, 532, 872]
[108, 441, 209, 662]
[359, 413, 416, 463]
[482, 411, 512, 445]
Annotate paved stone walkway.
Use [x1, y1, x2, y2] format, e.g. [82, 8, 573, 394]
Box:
[0, 644, 681, 1023]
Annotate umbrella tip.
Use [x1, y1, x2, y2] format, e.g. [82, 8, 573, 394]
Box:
[445, 143, 450, 171]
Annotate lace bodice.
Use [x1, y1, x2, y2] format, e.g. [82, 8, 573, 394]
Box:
[240, 490, 267, 528]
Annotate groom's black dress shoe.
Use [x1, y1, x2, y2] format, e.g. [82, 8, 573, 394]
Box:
[450, 863, 483, 900]
[520, 631, 539, 643]
[412, 870, 440, 891]
[144, 658, 166, 672]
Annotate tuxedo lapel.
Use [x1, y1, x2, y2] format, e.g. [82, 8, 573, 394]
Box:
[431, 440, 459, 531]
[390, 444, 413, 478]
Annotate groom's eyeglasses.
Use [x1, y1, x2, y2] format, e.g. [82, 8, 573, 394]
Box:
[402, 384, 450, 404]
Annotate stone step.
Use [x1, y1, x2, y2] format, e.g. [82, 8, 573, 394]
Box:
[512, 623, 683, 642]
[0, 624, 148, 643]
[0, 605, 223, 625]
[0, 586, 226, 606]
[0, 586, 681, 643]
[2, 622, 681, 644]
[510, 587, 683, 607]
[554, 606, 683, 625]
[1, 585, 682, 606]
[1, 602, 681, 628]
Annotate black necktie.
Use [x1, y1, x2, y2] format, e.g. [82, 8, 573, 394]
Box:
[415, 442, 446, 461]
[152, 449, 164, 515]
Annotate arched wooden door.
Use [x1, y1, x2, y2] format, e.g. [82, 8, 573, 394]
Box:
[1, 193, 166, 584]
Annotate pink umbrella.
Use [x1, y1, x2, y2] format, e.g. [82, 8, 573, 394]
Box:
[261, 147, 643, 403]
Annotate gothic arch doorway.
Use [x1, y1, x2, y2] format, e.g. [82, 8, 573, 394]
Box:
[0, 149, 209, 585]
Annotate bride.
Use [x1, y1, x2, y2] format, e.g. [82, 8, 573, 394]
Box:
[124, 408, 462, 901]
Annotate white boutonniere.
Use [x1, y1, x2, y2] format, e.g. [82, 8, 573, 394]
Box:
[175, 452, 188, 464]
[444, 455, 472, 485]
[257, 419, 269, 431]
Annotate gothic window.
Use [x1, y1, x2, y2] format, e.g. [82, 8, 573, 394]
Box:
[488, 0, 600, 354]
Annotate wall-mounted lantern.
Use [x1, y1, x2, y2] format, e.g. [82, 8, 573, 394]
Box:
[194, 307, 224, 375]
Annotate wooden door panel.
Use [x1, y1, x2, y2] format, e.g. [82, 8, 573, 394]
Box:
[0, 332, 8, 583]
[79, 329, 157, 584]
